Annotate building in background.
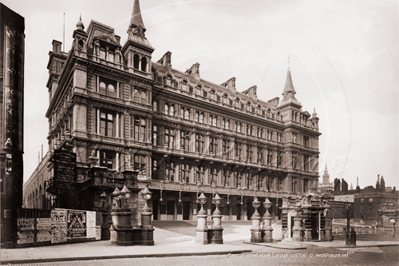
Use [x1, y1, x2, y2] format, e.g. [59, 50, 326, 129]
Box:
[354, 175, 398, 223]
[24, 0, 321, 223]
[23, 152, 54, 209]
[318, 165, 333, 193]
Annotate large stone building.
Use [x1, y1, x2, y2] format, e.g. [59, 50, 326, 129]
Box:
[24, 0, 321, 222]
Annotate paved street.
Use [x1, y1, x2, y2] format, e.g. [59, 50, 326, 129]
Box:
[2, 222, 398, 265]
[7, 246, 399, 266]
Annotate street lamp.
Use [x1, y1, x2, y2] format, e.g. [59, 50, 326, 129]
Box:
[141, 185, 152, 213]
[99, 191, 110, 240]
[212, 193, 222, 215]
[262, 198, 273, 243]
[345, 203, 350, 246]
[197, 192, 207, 215]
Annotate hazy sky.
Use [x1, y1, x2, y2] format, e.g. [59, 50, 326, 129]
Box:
[3, 0, 398, 189]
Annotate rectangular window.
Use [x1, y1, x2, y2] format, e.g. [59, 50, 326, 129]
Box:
[277, 133, 282, 143]
[100, 111, 114, 137]
[277, 151, 282, 167]
[223, 140, 230, 158]
[152, 125, 158, 145]
[209, 137, 218, 155]
[303, 155, 310, 171]
[292, 133, 298, 143]
[100, 49, 106, 60]
[100, 150, 115, 169]
[196, 134, 204, 153]
[134, 154, 146, 175]
[199, 113, 204, 123]
[181, 131, 190, 151]
[235, 142, 241, 160]
[131, 116, 146, 142]
[247, 145, 253, 162]
[166, 162, 175, 182]
[304, 136, 310, 147]
[165, 128, 175, 149]
[267, 149, 273, 165]
[304, 179, 309, 192]
[180, 164, 190, 183]
[257, 147, 263, 163]
[152, 159, 158, 180]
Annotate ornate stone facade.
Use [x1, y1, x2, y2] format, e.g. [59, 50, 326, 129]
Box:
[37, 0, 321, 222]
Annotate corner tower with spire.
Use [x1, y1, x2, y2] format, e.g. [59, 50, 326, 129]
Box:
[122, 0, 154, 77]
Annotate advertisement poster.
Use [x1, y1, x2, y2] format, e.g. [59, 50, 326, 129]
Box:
[53, 150, 76, 188]
[67, 210, 86, 239]
[86, 211, 96, 238]
[37, 230, 52, 242]
[37, 218, 53, 242]
[17, 218, 35, 231]
[51, 209, 67, 243]
[17, 231, 34, 244]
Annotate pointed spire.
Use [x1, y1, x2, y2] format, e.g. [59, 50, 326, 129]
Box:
[126, 0, 153, 50]
[278, 58, 301, 108]
[312, 107, 317, 117]
[283, 57, 296, 95]
[129, 0, 146, 33]
[76, 14, 84, 31]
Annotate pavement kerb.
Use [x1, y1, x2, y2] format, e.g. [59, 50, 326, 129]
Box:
[241, 241, 399, 250]
[0, 249, 253, 265]
[243, 241, 307, 250]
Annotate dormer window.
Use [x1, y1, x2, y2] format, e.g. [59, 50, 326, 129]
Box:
[196, 86, 202, 96]
[166, 76, 172, 86]
[181, 80, 187, 91]
[210, 89, 215, 100]
[108, 52, 114, 63]
[100, 48, 106, 60]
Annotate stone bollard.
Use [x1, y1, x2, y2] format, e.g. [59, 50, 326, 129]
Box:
[292, 217, 303, 242]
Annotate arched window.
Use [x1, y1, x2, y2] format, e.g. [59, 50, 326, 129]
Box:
[165, 104, 169, 115]
[108, 84, 115, 97]
[141, 57, 147, 72]
[185, 109, 190, 120]
[133, 54, 140, 69]
[134, 89, 140, 102]
[170, 105, 175, 116]
[99, 82, 106, 95]
[199, 112, 204, 123]
[181, 80, 187, 91]
[78, 40, 83, 50]
[141, 91, 147, 104]
[165, 75, 172, 86]
[152, 101, 158, 112]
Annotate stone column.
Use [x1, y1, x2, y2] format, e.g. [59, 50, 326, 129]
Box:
[196, 193, 209, 244]
[262, 198, 273, 243]
[250, 197, 263, 243]
[210, 193, 223, 244]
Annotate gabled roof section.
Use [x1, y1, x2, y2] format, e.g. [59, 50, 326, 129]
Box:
[86, 20, 121, 48]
